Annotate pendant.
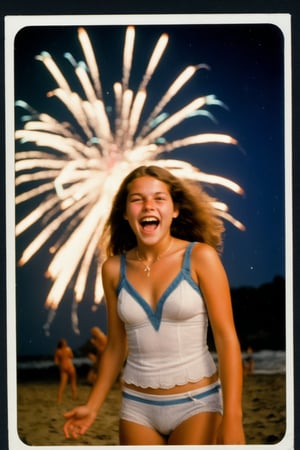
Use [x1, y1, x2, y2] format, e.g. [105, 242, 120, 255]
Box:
[144, 265, 151, 277]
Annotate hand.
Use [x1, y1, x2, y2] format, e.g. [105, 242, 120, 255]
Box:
[63, 405, 97, 439]
[216, 416, 245, 445]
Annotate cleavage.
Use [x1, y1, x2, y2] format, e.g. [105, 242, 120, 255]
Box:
[125, 261, 180, 311]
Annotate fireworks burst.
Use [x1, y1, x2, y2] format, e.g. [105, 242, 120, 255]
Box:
[15, 26, 244, 334]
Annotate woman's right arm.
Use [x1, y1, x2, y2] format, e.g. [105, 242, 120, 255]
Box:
[63, 257, 127, 439]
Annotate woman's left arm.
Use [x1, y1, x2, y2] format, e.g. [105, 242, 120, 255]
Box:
[193, 243, 245, 445]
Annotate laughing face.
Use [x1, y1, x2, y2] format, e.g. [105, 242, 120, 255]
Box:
[124, 176, 179, 245]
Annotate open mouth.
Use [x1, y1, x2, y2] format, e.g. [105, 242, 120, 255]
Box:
[140, 216, 160, 232]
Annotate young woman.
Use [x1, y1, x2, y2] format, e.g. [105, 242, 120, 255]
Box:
[63, 165, 245, 445]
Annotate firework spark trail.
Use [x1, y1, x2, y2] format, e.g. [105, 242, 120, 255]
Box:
[15, 26, 244, 333]
[138, 64, 201, 138]
[78, 27, 103, 99]
[122, 26, 135, 90]
[138, 33, 169, 91]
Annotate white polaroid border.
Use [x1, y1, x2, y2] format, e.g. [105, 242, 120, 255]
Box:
[5, 13, 293, 450]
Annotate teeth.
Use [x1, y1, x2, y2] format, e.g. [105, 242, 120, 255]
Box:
[142, 217, 158, 223]
[140, 217, 159, 227]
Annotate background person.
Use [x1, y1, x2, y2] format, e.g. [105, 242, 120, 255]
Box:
[54, 338, 77, 404]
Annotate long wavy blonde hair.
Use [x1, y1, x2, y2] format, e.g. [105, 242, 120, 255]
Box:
[101, 165, 224, 256]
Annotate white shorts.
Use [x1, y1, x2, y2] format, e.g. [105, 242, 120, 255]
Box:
[120, 381, 223, 436]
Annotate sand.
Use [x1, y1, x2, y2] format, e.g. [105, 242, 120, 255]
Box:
[16, 373, 286, 446]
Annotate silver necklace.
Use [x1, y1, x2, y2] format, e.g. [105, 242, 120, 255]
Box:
[136, 239, 173, 277]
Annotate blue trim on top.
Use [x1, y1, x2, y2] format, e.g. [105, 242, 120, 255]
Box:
[123, 384, 221, 406]
[181, 242, 199, 294]
[121, 272, 185, 330]
[117, 242, 201, 331]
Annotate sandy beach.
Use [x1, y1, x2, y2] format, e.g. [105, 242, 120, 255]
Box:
[16, 372, 286, 446]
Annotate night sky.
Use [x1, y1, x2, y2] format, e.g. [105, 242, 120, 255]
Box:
[11, 19, 287, 356]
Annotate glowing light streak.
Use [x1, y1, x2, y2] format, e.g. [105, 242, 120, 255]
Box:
[139, 96, 207, 144]
[44, 195, 112, 318]
[156, 133, 238, 154]
[77, 27, 102, 99]
[139, 65, 204, 138]
[16, 195, 59, 237]
[15, 129, 86, 157]
[16, 170, 61, 186]
[94, 268, 104, 304]
[15, 26, 244, 333]
[75, 63, 98, 104]
[16, 158, 65, 171]
[122, 26, 135, 89]
[16, 182, 54, 204]
[139, 33, 169, 91]
[127, 90, 147, 143]
[92, 99, 114, 143]
[47, 89, 93, 139]
[194, 172, 243, 195]
[35, 52, 71, 93]
[74, 216, 105, 303]
[218, 211, 246, 231]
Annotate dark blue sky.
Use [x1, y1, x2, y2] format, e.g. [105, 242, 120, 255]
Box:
[13, 22, 286, 356]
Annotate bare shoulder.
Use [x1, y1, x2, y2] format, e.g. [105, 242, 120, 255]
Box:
[102, 255, 121, 273]
[191, 242, 224, 280]
[102, 255, 121, 288]
[192, 242, 219, 263]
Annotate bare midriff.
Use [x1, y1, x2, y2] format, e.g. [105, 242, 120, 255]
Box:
[123, 371, 219, 395]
